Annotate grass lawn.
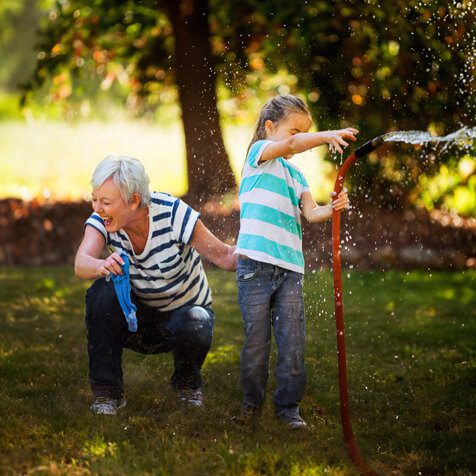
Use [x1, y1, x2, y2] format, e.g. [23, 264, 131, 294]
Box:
[0, 267, 474, 475]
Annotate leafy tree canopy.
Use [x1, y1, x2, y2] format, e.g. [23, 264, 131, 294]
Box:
[24, 0, 476, 210]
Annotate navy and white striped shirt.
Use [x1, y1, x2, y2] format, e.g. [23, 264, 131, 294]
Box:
[85, 192, 212, 311]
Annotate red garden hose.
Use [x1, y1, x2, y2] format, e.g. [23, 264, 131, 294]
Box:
[331, 136, 385, 475]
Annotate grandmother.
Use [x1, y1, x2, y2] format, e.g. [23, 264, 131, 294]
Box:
[75, 155, 236, 415]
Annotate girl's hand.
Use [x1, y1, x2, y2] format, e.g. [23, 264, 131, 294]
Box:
[97, 252, 124, 279]
[324, 128, 359, 154]
[331, 189, 350, 211]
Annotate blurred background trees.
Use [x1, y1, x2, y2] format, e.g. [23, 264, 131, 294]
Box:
[2, 0, 475, 213]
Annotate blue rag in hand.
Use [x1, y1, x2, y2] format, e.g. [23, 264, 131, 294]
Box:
[110, 253, 138, 332]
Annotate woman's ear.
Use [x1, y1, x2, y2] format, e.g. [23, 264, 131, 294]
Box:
[130, 193, 142, 210]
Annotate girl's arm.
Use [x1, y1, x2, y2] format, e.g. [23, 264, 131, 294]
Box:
[301, 190, 350, 224]
[74, 226, 124, 279]
[260, 128, 359, 163]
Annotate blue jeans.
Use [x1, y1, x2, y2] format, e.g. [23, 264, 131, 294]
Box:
[237, 257, 306, 415]
[85, 278, 214, 399]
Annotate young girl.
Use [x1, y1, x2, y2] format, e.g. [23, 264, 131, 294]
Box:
[235, 94, 358, 429]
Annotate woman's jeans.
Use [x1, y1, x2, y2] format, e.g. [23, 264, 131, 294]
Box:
[85, 278, 214, 399]
[237, 257, 306, 415]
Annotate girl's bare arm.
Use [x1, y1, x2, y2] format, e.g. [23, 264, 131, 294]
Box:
[260, 128, 359, 163]
[301, 190, 350, 224]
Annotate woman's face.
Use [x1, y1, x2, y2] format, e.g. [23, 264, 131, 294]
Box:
[91, 178, 134, 232]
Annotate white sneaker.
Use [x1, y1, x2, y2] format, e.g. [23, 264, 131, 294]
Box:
[178, 388, 203, 407]
[277, 411, 307, 430]
[90, 396, 126, 415]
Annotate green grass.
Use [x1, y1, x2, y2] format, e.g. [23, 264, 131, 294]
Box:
[0, 268, 475, 475]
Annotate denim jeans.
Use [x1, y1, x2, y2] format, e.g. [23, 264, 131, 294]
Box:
[85, 278, 214, 399]
[237, 257, 306, 415]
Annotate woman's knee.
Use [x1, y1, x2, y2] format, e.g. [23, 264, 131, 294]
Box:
[170, 306, 214, 348]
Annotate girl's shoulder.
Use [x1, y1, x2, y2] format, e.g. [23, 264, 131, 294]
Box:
[248, 139, 272, 154]
[247, 140, 273, 167]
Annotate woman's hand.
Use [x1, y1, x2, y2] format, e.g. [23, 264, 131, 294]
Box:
[97, 252, 124, 279]
[323, 128, 359, 154]
[331, 189, 350, 211]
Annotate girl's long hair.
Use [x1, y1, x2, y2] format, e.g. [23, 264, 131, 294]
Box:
[246, 94, 310, 157]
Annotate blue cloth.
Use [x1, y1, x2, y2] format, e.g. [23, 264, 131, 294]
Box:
[110, 253, 138, 332]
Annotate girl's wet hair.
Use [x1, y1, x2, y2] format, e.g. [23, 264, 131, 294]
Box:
[247, 94, 310, 155]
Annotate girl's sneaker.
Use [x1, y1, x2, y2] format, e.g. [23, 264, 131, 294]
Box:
[277, 411, 307, 430]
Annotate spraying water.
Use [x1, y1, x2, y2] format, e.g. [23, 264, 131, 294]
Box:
[380, 126, 476, 151]
[329, 127, 475, 161]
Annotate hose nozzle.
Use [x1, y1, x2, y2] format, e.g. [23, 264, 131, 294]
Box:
[354, 135, 386, 158]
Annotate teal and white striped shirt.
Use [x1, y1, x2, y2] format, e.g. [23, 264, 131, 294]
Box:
[235, 140, 310, 274]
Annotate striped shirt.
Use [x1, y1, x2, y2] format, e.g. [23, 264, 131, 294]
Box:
[85, 192, 211, 311]
[235, 140, 310, 274]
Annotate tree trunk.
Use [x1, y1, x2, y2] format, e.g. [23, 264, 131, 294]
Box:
[163, 0, 236, 203]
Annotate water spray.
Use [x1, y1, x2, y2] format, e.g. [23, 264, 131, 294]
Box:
[330, 127, 475, 475]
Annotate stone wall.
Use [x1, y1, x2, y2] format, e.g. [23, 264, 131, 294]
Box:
[1, 198, 474, 270]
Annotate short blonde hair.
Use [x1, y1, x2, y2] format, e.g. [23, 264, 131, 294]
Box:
[91, 155, 151, 206]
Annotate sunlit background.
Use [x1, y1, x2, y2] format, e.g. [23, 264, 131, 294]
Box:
[0, 0, 475, 215]
[0, 116, 332, 203]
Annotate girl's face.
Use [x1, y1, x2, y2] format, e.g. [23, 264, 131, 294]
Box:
[265, 112, 312, 141]
[91, 178, 138, 232]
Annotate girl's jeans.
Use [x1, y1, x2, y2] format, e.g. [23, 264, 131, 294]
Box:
[237, 257, 306, 415]
[85, 278, 214, 399]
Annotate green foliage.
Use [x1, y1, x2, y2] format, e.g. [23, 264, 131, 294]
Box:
[0, 92, 24, 119]
[17, 0, 476, 208]
[0, 0, 42, 90]
[22, 0, 176, 116]
[218, 1, 475, 129]
[213, 0, 476, 205]
[0, 267, 475, 474]
[416, 155, 476, 216]
[27, 1, 476, 128]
